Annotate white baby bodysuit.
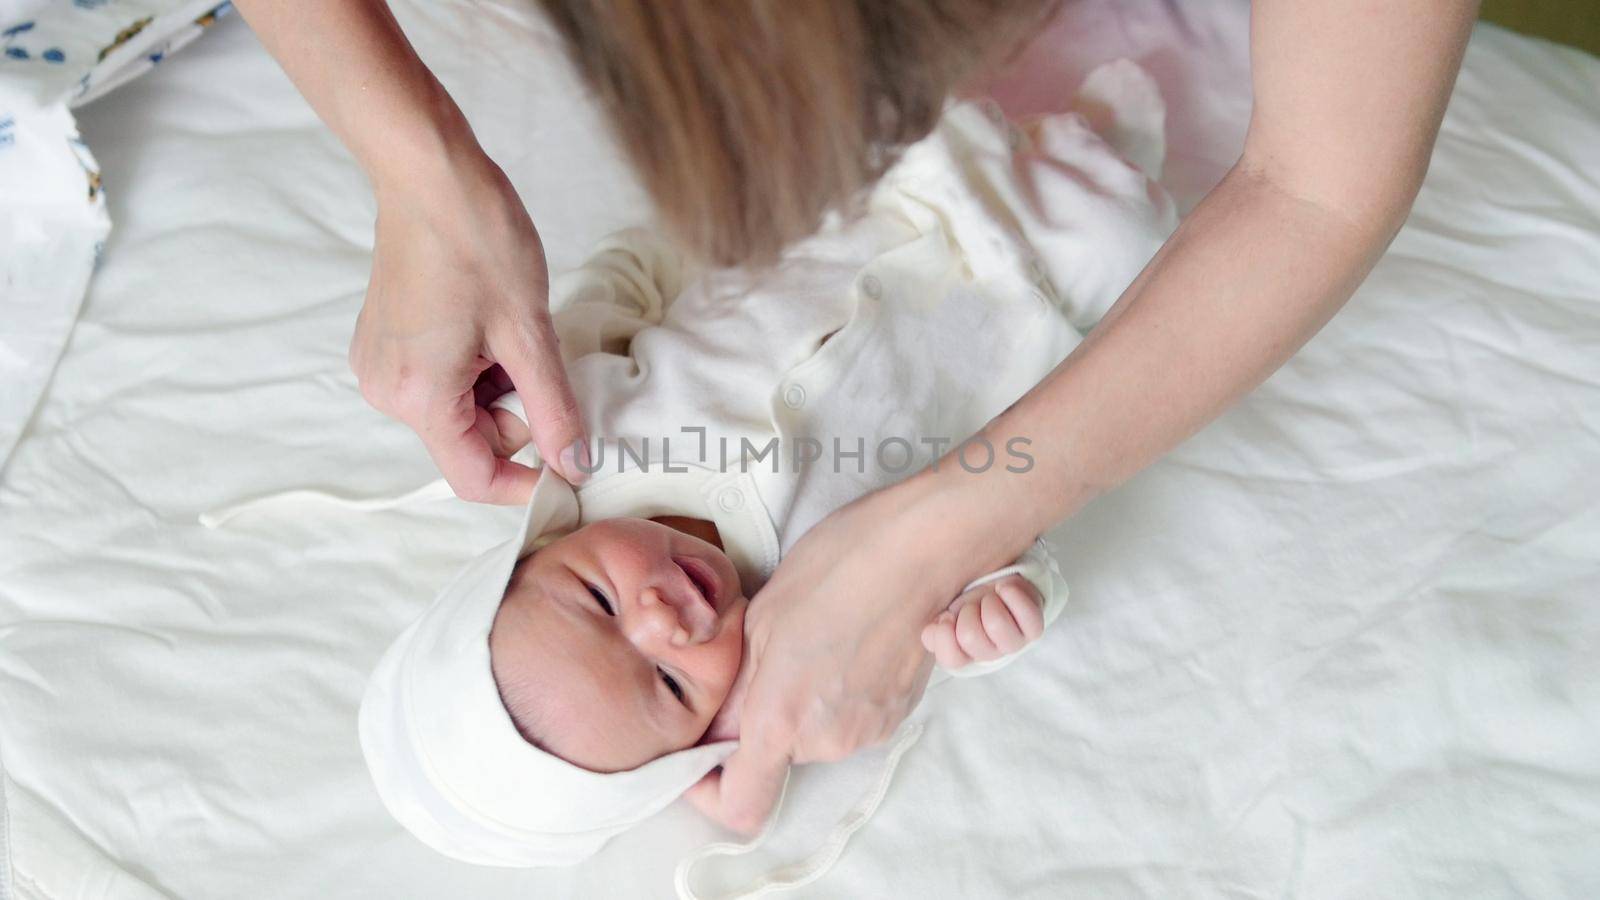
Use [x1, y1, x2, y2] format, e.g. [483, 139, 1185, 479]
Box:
[548, 99, 1173, 587]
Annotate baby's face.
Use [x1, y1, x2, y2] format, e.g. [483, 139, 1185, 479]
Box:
[489, 518, 747, 773]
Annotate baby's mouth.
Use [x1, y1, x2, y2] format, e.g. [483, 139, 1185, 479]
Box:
[672, 555, 722, 614]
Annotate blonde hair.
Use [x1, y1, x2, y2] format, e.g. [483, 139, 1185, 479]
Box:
[535, 0, 1056, 266]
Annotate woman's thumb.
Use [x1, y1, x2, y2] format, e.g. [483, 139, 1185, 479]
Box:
[493, 324, 591, 484]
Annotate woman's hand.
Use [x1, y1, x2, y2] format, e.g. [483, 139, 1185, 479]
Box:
[351, 154, 588, 503]
[702, 473, 1029, 834]
[233, 0, 588, 503]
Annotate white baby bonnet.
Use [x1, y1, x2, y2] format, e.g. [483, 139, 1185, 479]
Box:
[354, 417, 740, 867]
[202, 393, 740, 866]
[204, 394, 1068, 891]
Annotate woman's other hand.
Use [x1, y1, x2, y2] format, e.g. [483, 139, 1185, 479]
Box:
[705, 474, 1029, 835]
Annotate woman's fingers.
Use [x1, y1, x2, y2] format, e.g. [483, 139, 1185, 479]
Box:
[488, 309, 590, 486]
[682, 770, 726, 823]
[713, 712, 796, 835]
[382, 331, 574, 504]
[397, 375, 542, 505]
[712, 485, 964, 826]
[472, 363, 517, 409]
[348, 151, 588, 503]
[488, 405, 532, 456]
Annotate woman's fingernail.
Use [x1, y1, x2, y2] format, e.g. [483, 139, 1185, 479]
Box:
[560, 441, 592, 484]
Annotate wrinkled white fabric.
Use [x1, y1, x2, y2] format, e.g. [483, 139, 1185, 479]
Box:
[0, 89, 106, 469]
[0, 0, 232, 471]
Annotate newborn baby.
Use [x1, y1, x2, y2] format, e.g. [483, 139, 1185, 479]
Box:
[360, 427, 1065, 869]
[485, 416, 1049, 777]
[360, 88, 1173, 871]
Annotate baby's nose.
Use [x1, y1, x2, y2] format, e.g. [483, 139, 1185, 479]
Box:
[628, 589, 697, 649]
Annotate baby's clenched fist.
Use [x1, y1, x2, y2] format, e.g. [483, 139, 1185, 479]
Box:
[919, 574, 1045, 670]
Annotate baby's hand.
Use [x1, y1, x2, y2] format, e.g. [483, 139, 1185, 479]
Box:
[920, 574, 1045, 670]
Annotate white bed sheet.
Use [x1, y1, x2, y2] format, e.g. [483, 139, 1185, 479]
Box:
[2, 1, 1598, 897]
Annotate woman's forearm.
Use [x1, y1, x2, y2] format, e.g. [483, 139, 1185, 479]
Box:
[908, 163, 1402, 574]
[905, 0, 1476, 579]
[232, 0, 483, 192]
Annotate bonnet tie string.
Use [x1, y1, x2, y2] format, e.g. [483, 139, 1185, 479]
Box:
[674, 720, 926, 900]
